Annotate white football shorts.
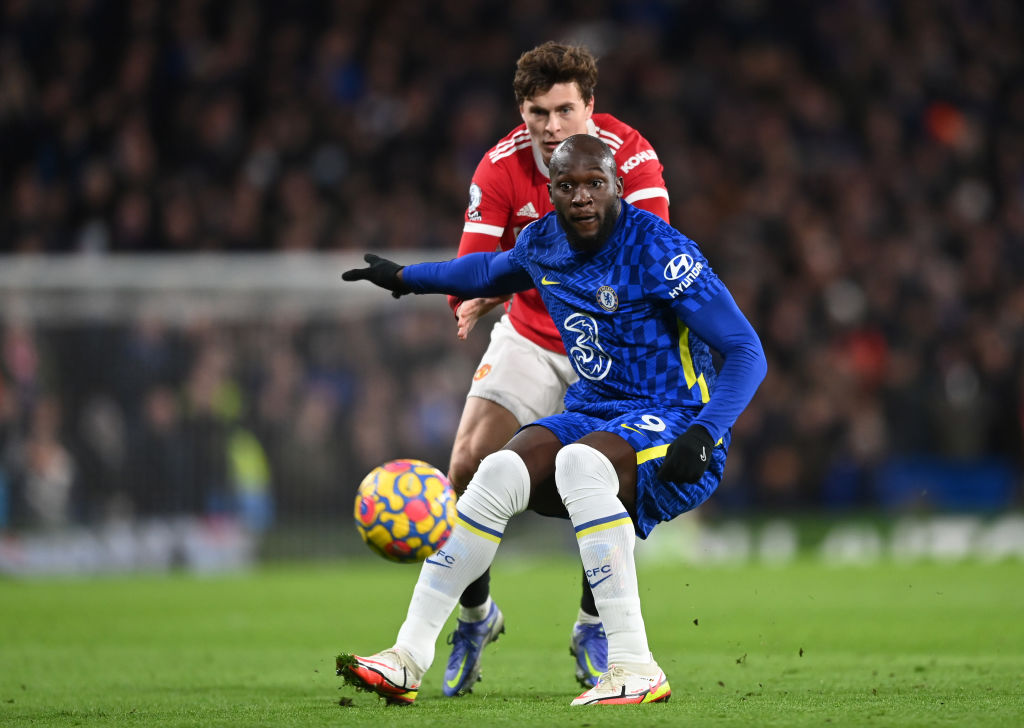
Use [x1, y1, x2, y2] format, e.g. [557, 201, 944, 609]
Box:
[467, 314, 577, 426]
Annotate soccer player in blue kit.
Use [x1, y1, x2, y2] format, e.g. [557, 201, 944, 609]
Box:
[338, 134, 767, 706]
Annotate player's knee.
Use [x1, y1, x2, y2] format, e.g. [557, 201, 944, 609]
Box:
[457, 450, 531, 524]
[554, 443, 619, 508]
[448, 437, 498, 494]
[447, 451, 476, 495]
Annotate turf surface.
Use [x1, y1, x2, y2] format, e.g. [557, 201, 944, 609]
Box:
[1, 557, 1022, 727]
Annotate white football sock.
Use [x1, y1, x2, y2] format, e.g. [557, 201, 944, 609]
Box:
[555, 443, 651, 666]
[395, 450, 529, 670]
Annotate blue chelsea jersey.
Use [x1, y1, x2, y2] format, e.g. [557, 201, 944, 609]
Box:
[508, 203, 724, 418]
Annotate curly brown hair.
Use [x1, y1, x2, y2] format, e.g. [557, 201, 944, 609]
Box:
[512, 41, 598, 106]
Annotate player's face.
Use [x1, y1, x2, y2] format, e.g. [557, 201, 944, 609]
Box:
[548, 151, 623, 253]
[519, 83, 595, 166]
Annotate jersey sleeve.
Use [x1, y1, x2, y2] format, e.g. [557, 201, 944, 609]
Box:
[630, 194, 669, 223]
[642, 231, 720, 311]
[642, 234, 767, 442]
[680, 289, 767, 441]
[403, 251, 533, 299]
[617, 130, 670, 223]
[447, 155, 516, 315]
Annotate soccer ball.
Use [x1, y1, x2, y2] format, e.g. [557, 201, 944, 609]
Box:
[353, 459, 457, 563]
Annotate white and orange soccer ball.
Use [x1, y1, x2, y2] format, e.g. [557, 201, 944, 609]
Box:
[353, 459, 457, 563]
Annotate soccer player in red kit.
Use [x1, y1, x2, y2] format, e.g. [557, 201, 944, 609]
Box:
[441, 41, 670, 696]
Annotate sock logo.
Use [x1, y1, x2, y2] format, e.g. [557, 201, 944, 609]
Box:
[425, 549, 456, 568]
[585, 564, 613, 588]
[700, 446, 707, 462]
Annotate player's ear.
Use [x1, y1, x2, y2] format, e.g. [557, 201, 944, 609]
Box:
[615, 176, 624, 198]
[547, 182, 553, 203]
[584, 94, 595, 118]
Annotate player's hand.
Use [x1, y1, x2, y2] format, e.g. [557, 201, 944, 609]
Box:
[657, 425, 714, 483]
[341, 253, 410, 298]
[456, 295, 512, 340]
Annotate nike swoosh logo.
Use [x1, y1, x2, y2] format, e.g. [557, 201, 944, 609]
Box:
[588, 574, 612, 589]
[445, 655, 468, 688]
[541, 275, 560, 285]
[425, 558, 452, 568]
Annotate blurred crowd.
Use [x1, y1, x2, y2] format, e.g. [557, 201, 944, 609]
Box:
[1, 0, 1022, 529]
[0, 310, 485, 530]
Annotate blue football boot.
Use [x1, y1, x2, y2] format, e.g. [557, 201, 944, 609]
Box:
[442, 601, 505, 696]
[569, 621, 607, 688]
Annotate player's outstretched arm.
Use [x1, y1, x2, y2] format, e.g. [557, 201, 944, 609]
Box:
[344, 250, 533, 302]
[341, 254, 410, 298]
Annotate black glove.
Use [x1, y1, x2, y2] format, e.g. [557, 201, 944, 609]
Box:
[657, 425, 714, 483]
[341, 253, 410, 298]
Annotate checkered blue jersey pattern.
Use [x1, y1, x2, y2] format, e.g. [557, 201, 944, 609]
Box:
[401, 202, 765, 443]
[507, 204, 723, 414]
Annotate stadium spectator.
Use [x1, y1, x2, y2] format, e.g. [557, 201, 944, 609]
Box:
[6, 394, 77, 528]
[126, 384, 193, 517]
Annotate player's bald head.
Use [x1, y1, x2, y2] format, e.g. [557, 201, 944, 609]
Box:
[547, 133, 623, 254]
[549, 134, 617, 178]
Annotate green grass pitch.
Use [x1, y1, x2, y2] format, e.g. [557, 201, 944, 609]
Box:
[1, 557, 1022, 727]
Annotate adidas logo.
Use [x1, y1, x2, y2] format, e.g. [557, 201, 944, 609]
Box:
[516, 202, 539, 218]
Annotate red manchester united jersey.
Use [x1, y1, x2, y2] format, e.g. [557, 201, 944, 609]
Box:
[452, 113, 669, 353]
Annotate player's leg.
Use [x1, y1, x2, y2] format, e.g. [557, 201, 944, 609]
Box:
[553, 431, 670, 705]
[448, 319, 543, 618]
[447, 394, 520, 612]
[449, 396, 522, 493]
[443, 395, 520, 695]
[338, 444, 539, 703]
[443, 316, 590, 694]
[461, 319, 606, 686]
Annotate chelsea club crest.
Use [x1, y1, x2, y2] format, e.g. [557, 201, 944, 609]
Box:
[596, 286, 618, 312]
